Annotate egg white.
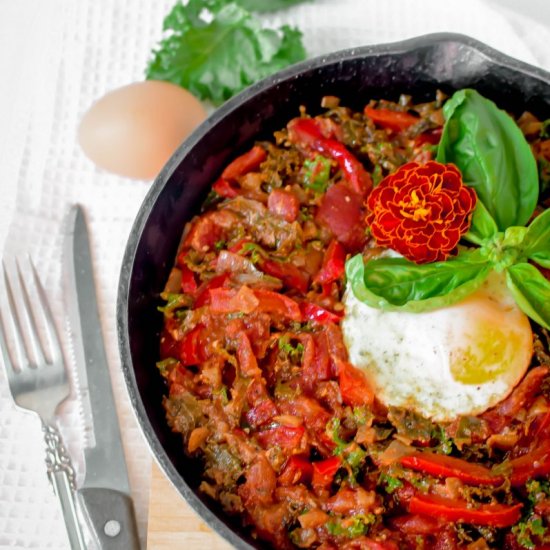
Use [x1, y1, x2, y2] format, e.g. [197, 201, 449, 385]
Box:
[342, 270, 533, 422]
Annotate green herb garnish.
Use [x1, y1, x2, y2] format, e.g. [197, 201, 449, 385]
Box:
[433, 425, 453, 455]
[327, 417, 348, 454]
[352, 406, 373, 426]
[239, 242, 266, 264]
[301, 155, 332, 193]
[513, 517, 547, 549]
[326, 513, 376, 538]
[156, 357, 179, 377]
[237, 0, 311, 12]
[158, 292, 194, 315]
[146, 0, 306, 104]
[346, 89, 550, 329]
[278, 335, 304, 362]
[378, 472, 403, 494]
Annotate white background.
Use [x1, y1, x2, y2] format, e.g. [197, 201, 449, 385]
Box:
[1, 0, 550, 548]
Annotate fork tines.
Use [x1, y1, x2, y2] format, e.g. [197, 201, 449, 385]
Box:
[0, 258, 61, 374]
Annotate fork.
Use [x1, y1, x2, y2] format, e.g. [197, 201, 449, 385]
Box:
[0, 259, 86, 550]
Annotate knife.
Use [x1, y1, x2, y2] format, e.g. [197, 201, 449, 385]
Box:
[64, 205, 140, 549]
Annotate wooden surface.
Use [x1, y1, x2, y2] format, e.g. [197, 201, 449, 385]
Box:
[147, 462, 234, 549]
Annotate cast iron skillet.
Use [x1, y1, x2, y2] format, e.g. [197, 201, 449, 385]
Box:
[117, 33, 550, 549]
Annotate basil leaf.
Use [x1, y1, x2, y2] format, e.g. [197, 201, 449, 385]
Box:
[531, 252, 550, 269]
[524, 209, 550, 268]
[346, 251, 491, 313]
[502, 226, 528, 248]
[437, 89, 539, 230]
[506, 262, 550, 329]
[463, 199, 499, 245]
[147, 1, 306, 104]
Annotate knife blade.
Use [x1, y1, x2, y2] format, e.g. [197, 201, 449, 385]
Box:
[64, 204, 140, 549]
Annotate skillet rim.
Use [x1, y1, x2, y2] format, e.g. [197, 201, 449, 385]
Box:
[116, 32, 550, 549]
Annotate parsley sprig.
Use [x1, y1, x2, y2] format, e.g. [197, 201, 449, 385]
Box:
[511, 480, 550, 549]
[147, 0, 307, 104]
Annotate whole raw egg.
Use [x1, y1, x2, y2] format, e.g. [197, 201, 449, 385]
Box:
[78, 80, 207, 180]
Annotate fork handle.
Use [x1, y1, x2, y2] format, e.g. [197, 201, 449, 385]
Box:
[44, 424, 86, 550]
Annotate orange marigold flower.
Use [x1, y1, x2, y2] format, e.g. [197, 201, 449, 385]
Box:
[365, 161, 477, 264]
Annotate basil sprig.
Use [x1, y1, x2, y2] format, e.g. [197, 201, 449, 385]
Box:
[347, 89, 550, 329]
[523, 208, 550, 268]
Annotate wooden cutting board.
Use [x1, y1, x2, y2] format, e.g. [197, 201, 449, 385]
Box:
[147, 463, 234, 549]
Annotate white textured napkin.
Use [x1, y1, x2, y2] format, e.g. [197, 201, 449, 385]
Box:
[0, 0, 549, 548]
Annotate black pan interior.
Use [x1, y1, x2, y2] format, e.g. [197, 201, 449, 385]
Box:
[117, 33, 550, 549]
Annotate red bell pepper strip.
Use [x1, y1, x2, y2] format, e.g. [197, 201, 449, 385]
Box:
[179, 325, 206, 366]
[212, 177, 239, 198]
[337, 358, 375, 407]
[300, 302, 342, 324]
[509, 439, 550, 487]
[194, 273, 229, 308]
[254, 288, 302, 321]
[288, 118, 372, 197]
[312, 455, 342, 488]
[278, 455, 313, 486]
[364, 106, 419, 133]
[180, 264, 198, 294]
[400, 452, 504, 486]
[408, 493, 522, 528]
[221, 145, 267, 182]
[211, 145, 266, 199]
[259, 259, 309, 293]
[314, 239, 346, 284]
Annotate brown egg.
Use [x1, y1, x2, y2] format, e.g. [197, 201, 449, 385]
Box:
[78, 81, 207, 180]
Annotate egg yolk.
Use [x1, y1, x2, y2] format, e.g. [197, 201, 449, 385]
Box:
[447, 288, 533, 385]
[450, 324, 526, 384]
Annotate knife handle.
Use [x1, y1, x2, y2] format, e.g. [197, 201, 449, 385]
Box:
[78, 487, 140, 549]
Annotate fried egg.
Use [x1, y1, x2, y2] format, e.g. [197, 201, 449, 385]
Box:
[342, 270, 533, 421]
